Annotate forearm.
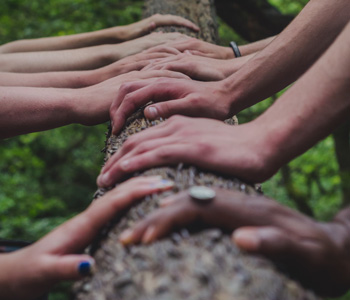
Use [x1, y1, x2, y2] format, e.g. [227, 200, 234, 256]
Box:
[253, 22, 350, 171]
[0, 44, 117, 73]
[0, 27, 126, 54]
[334, 207, 350, 232]
[0, 70, 101, 88]
[239, 36, 276, 56]
[225, 0, 350, 113]
[222, 53, 255, 77]
[0, 86, 80, 138]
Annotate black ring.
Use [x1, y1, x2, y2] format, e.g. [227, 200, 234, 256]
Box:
[230, 41, 241, 58]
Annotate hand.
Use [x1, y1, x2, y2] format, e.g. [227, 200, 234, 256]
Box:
[145, 37, 234, 59]
[143, 52, 230, 81]
[119, 188, 350, 297]
[110, 77, 233, 134]
[98, 116, 276, 187]
[122, 14, 199, 40]
[0, 176, 174, 300]
[95, 50, 179, 83]
[118, 32, 190, 59]
[74, 69, 190, 126]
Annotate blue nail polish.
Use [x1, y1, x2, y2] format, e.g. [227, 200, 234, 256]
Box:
[78, 261, 92, 276]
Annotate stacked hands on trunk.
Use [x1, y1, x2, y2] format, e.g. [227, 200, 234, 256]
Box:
[1, 2, 350, 298]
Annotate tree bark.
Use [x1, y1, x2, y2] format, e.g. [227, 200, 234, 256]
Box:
[73, 1, 320, 299]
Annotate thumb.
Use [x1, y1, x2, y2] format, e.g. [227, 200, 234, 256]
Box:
[144, 98, 194, 120]
[45, 255, 95, 282]
[232, 226, 292, 256]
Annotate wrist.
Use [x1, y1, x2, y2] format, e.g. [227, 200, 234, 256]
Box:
[334, 207, 350, 235]
[222, 46, 235, 59]
[112, 25, 132, 42]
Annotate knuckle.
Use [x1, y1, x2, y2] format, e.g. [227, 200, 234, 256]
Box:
[157, 147, 173, 160]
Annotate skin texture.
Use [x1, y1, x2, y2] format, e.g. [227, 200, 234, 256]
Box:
[0, 51, 178, 88]
[0, 32, 189, 73]
[118, 189, 350, 297]
[108, 0, 350, 131]
[99, 22, 350, 187]
[0, 176, 174, 300]
[145, 35, 276, 58]
[0, 70, 189, 139]
[143, 51, 254, 81]
[0, 14, 199, 53]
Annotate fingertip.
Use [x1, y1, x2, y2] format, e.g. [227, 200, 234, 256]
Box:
[97, 172, 111, 188]
[144, 106, 159, 120]
[142, 225, 157, 244]
[119, 229, 135, 246]
[77, 258, 96, 277]
[232, 228, 260, 251]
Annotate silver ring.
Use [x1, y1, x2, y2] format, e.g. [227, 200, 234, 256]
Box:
[189, 186, 216, 204]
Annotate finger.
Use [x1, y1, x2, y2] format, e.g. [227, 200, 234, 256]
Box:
[100, 135, 183, 184]
[112, 79, 187, 134]
[139, 70, 190, 80]
[186, 50, 211, 57]
[38, 176, 174, 253]
[100, 120, 176, 176]
[110, 80, 154, 134]
[100, 144, 191, 186]
[144, 45, 181, 55]
[44, 255, 95, 281]
[232, 227, 324, 263]
[157, 15, 200, 32]
[144, 97, 205, 120]
[119, 192, 198, 245]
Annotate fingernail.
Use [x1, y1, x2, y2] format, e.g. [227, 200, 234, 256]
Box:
[120, 160, 130, 171]
[159, 197, 176, 207]
[98, 172, 110, 187]
[146, 106, 159, 119]
[142, 226, 156, 244]
[119, 229, 134, 245]
[78, 259, 95, 276]
[152, 179, 174, 189]
[233, 230, 260, 251]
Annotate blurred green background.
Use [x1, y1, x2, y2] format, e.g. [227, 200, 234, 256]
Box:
[0, 0, 348, 299]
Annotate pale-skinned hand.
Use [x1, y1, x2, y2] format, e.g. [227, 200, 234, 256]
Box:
[143, 37, 233, 59]
[109, 78, 233, 135]
[121, 14, 199, 40]
[0, 176, 174, 300]
[143, 52, 231, 81]
[119, 188, 350, 297]
[74, 69, 190, 126]
[98, 116, 277, 188]
[100, 50, 179, 79]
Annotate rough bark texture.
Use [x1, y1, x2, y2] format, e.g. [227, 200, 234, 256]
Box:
[73, 1, 320, 299]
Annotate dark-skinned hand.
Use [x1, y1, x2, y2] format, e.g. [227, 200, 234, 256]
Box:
[119, 188, 350, 297]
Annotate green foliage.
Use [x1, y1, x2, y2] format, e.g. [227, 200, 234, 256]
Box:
[0, 1, 348, 300]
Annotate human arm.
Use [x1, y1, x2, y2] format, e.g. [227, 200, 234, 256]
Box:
[100, 22, 350, 187]
[109, 0, 350, 130]
[0, 14, 198, 54]
[117, 188, 350, 297]
[0, 69, 189, 139]
[0, 32, 188, 73]
[0, 51, 177, 88]
[0, 176, 174, 300]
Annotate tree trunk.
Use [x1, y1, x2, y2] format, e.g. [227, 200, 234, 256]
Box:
[73, 1, 320, 299]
